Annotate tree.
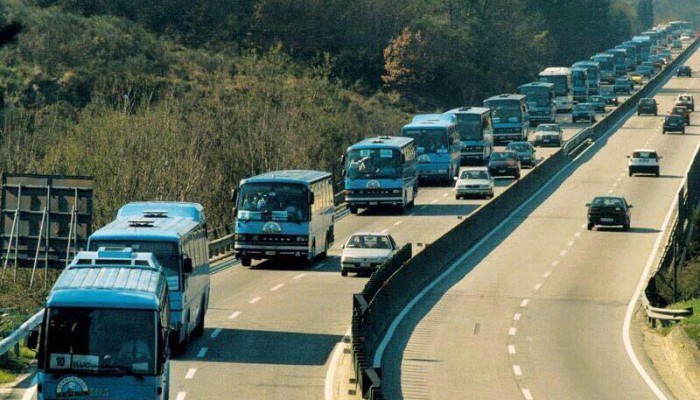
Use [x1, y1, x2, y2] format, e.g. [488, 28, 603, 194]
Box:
[637, 0, 654, 30]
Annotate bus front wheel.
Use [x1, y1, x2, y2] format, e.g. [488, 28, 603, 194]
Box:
[241, 256, 252, 267]
[349, 205, 358, 214]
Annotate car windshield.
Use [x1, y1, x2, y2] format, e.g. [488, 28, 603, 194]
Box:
[536, 125, 560, 132]
[44, 308, 156, 375]
[673, 107, 687, 113]
[237, 183, 310, 222]
[632, 151, 657, 159]
[490, 152, 507, 161]
[591, 197, 625, 208]
[575, 104, 592, 111]
[346, 147, 402, 180]
[460, 170, 489, 180]
[667, 115, 683, 122]
[679, 96, 691, 101]
[506, 143, 530, 152]
[346, 234, 392, 249]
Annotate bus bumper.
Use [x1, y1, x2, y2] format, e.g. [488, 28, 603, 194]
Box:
[235, 243, 309, 259]
[345, 196, 404, 207]
[460, 153, 484, 165]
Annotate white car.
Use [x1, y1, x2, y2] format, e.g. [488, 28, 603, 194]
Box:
[454, 167, 494, 199]
[340, 232, 398, 276]
[627, 149, 661, 176]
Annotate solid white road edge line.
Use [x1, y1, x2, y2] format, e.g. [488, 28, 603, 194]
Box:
[21, 376, 37, 400]
[621, 137, 700, 400]
[324, 328, 352, 400]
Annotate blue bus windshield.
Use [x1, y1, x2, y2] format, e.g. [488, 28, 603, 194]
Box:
[45, 308, 156, 375]
[520, 88, 551, 107]
[237, 183, 310, 222]
[485, 101, 522, 123]
[88, 240, 180, 290]
[346, 148, 401, 180]
[572, 72, 586, 86]
[455, 114, 483, 141]
[402, 129, 449, 154]
[539, 76, 568, 96]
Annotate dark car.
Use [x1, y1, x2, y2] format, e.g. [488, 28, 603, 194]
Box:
[588, 96, 607, 113]
[670, 105, 691, 125]
[505, 141, 536, 168]
[599, 89, 619, 106]
[586, 196, 632, 231]
[663, 115, 686, 134]
[487, 151, 521, 179]
[637, 98, 658, 116]
[572, 103, 596, 123]
[613, 77, 633, 94]
[678, 65, 692, 77]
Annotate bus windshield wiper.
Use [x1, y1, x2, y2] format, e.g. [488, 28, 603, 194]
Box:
[99, 366, 146, 381]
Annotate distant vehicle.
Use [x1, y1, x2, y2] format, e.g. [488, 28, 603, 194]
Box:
[487, 151, 521, 179]
[572, 103, 596, 123]
[658, 49, 672, 59]
[483, 94, 530, 144]
[632, 36, 652, 63]
[343, 136, 418, 213]
[31, 248, 171, 400]
[637, 98, 658, 116]
[676, 94, 695, 112]
[681, 34, 692, 42]
[586, 196, 632, 231]
[663, 115, 686, 134]
[444, 106, 494, 165]
[571, 67, 589, 103]
[518, 82, 557, 126]
[233, 170, 335, 267]
[613, 77, 633, 94]
[587, 96, 607, 113]
[591, 53, 616, 84]
[505, 141, 536, 168]
[411, 113, 455, 124]
[636, 62, 655, 78]
[402, 118, 461, 183]
[678, 65, 692, 77]
[572, 61, 601, 95]
[605, 48, 629, 76]
[672, 39, 682, 49]
[616, 44, 637, 70]
[88, 202, 210, 349]
[454, 167, 494, 199]
[627, 149, 661, 177]
[641, 30, 660, 53]
[340, 232, 398, 276]
[670, 105, 691, 125]
[623, 40, 644, 64]
[533, 123, 563, 147]
[627, 72, 643, 85]
[598, 88, 619, 106]
[647, 55, 665, 70]
[538, 67, 574, 113]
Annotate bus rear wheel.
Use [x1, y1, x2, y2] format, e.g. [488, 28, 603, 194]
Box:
[349, 205, 358, 214]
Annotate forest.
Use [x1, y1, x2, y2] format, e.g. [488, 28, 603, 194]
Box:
[0, 0, 696, 227]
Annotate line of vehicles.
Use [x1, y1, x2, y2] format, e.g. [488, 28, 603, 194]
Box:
[20, 20, 695, 400]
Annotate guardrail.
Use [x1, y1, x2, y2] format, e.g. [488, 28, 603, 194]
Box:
[0, 309, 42, 360]
[351, 38, 700, 399]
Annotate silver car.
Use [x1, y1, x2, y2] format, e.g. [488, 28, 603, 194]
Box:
[454, 167, 494, 199]
[341, 233, 398, 276]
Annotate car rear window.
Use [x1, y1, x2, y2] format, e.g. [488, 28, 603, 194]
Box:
[640, 99, 654, 105]
[591, 197, 624, 208]
[632, 152, 657, 159]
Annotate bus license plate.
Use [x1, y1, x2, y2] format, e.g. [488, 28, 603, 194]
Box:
[360, 263, 371, 267]
[370, 202, 378, 206]
[265, 251, 276, 256]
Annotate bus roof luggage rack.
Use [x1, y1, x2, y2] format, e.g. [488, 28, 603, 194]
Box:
[143, 210, 168, 218]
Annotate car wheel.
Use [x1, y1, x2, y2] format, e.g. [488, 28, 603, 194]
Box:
[341, 269, 348, 277]
[654, 111, 658, 116]
[455, 195, 460, 200]
[623, 222, 630, 232]
[656, 169, 660, 177]
[515, 173, 521, 179]
[637, 112, 641, 116]
[628, 170, 633, 176]
[587, 223, 594, 231]
[683, 129, 686, 134]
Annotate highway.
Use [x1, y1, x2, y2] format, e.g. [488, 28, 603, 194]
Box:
[164, 106, 602, 397]
[380, 47, 700, 399]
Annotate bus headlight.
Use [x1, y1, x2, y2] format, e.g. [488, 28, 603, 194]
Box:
[235, 234, 247, 241]
[392, 189, 401, 194]
[296, 236, 308, 242]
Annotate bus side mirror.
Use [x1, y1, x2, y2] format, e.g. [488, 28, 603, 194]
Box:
[340, 154, 346, 165]
[183, 257, 193, 274]
[230, 188, 238, 203]
[26, 329, 39, 350]
[401, 154, 406, 163]
[309, 192, 315, 205]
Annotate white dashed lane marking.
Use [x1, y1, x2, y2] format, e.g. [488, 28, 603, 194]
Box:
[394, 221, 403, 226]
[293, 273, 306, 280]
[559, 250, 567, 256]
[176, 392, 187, 400]
[543, 271, 552, 279]
[509, 327, 517, 336]
[513, 313, 521, 321]
[271, 284, 284, 291]
[551, 260, 559, 267]
[185, 368, 197, 379]
[431, 199, 439, 204]
[381, 228, 389, 233]
[210, 328, 222, 339]
[522, 388, 534, 400]
[567, 241, 574, 247]
[197, 347, 208, 358]
[228, 311, 242, 320]
[513, 365, 523, 376]
[249, 297, 262, 304]
[508, 345, 517, 355]
[520, 299, 529, 308]
[575, 232, 581, 238]
[534, 283, 542, 291]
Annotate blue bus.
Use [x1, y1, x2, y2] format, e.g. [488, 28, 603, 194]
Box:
[483, 94, 530, 143]
[232, 170, 335, 266]
[570, 68, 589, 103]
[572, 61, 601, 95]
[33, 248, 170, 400]
[444, 107, 494, 165]
[605, 49, 628, 76]
[591, 53, 616, 84]
[343, 136, 417, 214]
[401, 118, 461, 183]
[518, 82, 556, 126]
[412, 114, 456, 124]
[538, 67, 573, 112]
[88, 202, 210, 349]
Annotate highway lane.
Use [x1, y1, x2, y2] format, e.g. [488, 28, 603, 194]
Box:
[164, 103, 599, 397]
[382, 47, 699, 399]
